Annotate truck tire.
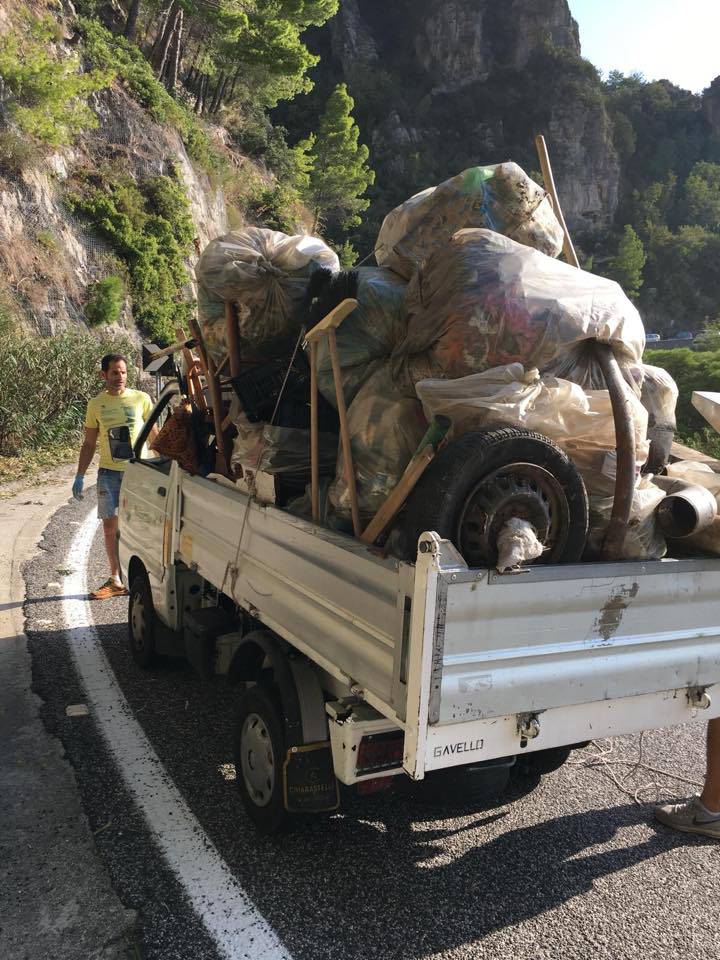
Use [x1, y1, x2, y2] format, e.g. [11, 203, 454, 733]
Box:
[395, 427, 588, 566]
[128, 573, 157, 669]
[234, 684, 288, 834]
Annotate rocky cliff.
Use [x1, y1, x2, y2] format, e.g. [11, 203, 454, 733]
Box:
[319, 0, 620, 240]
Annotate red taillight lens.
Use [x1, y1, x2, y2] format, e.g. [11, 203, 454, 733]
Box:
[356, 732, 404, 775]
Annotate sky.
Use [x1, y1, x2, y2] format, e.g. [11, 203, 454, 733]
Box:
[568, 0, 719, 93]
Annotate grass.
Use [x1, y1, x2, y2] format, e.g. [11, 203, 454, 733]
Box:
[0, 441, 78, 489]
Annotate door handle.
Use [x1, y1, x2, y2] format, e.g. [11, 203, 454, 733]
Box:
[157, 486, 167, 497]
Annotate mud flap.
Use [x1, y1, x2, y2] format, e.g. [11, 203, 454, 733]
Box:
[283, 742, 339, 813]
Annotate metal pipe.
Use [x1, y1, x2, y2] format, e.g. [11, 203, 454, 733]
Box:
[595, 344, 636, 559]
[653, 477, 718, 538]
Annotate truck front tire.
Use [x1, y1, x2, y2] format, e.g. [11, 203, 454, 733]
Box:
[128, 572, 157, 669]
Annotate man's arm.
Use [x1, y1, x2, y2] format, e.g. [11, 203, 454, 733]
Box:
[77, 427, 99, 476]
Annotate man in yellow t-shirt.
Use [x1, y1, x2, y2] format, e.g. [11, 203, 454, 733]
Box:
[72, 354, 153, 599]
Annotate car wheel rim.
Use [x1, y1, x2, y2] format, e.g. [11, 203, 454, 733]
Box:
[240, 712, 275, 808]
[457, 463, 570, 567]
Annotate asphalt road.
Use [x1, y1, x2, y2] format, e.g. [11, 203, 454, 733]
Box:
[25, 494, 720, 960]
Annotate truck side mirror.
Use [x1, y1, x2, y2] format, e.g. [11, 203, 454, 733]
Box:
[108, 425, 133, 460]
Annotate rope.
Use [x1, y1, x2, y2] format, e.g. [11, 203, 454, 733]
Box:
[568, 733, 704, 805]
[218, 324, 307, 599]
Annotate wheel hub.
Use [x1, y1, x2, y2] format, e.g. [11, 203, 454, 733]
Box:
[458, 463, 570, 567]
[240, 713, 275, 807]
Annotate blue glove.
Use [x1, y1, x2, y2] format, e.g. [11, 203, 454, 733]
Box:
[72, 475, 84, 501]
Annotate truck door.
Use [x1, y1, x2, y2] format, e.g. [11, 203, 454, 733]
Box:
[120, 384, 179, 610]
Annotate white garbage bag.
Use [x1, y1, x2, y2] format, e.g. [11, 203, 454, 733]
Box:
[196, 227, 339, 365]
[375, 163, 564, 279]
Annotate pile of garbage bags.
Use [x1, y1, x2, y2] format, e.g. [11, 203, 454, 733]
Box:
[195, 159, 691, 563]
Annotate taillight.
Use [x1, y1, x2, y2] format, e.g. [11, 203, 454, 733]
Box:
[356, 732, 404, 775]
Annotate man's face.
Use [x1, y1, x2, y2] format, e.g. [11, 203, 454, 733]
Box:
[102, 360, 127, 393]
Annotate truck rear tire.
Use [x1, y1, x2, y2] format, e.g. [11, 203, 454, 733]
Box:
[234, 684, 288, 834]
[128, 573, 157, 669]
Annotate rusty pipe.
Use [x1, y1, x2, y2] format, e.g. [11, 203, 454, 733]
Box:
[595, 343, 636, 560]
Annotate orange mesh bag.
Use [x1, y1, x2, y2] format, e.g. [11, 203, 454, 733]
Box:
[150, 401, 199, 474]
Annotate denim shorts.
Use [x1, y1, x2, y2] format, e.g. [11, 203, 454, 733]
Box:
[97, 468, 124, 520]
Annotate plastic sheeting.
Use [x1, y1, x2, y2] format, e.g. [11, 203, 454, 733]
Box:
[231, 420, 337, 477]
[310, 267, 407, 409]
[329, 364, 428, 521]
[392, 229, 646, 391]
[375, 163, 564, 279]
[415, 364, 649, 497]
[586, 477, 667, 560]
[640, 364, 679, 473]
[196, 227, 339, 365]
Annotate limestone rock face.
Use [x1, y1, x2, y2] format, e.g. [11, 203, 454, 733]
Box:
[327, 0, 618, 236]
[0, 87, 227, 335]
[703, 76, 720, 138]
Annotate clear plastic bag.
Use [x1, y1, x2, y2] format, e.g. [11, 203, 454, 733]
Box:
[232, 421, 337, 477]
[375, 163, 564, 279]
[310, 267, 407, 409]
[391, 229, 646, 390]
[415, 364, 649, 497]
[196, 227, 339, 365]
[640, 364, 678, 473]
[586, 477, 667, 560]
[329, 364, 428, 521]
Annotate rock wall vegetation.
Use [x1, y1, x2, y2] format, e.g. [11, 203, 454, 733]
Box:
[2, 0, 720, 472]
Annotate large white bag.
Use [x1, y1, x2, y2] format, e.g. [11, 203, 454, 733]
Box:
[196, 227, 339, 365]
[375, 163, 564, 279]
[392, 229, 646, 391]
[415, 364, 649, 498]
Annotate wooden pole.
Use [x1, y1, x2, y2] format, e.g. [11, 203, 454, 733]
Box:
[328, 330, 361, 537]
[189, 316, 228, 475]
[224, 301, 241, 378]
[361, 417, 451, 545]
[310, 340, 320, 523]
[175, 326, 206, 411]
[535, 134, 580, 269]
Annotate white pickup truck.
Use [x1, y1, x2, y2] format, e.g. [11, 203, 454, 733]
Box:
[118, 381, 720, 832]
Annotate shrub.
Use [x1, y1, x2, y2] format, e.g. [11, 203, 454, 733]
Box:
[0, 16, 114, 145]
[0, 130, 37, 175]
[85, 275, 125, 326]
[0, 329, 138, 457]
[67, 169, 195, 344]
[645, 347, 720, 441]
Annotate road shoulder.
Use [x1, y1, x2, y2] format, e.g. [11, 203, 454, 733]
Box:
[0, 465, 137, 959]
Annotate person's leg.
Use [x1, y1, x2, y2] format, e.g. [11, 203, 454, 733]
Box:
[654, 718, 720, 838]
[102, 515, 120, 580]
[91, 470, 126, 599]
[700, 717, 720, 812]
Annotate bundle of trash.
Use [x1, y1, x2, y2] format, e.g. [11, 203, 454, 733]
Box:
[192, 160, 695, 565]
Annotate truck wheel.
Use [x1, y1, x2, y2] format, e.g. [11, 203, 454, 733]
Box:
[128, 573, 157, 669]
[395, 427, 588, 566]
[234, 684, 288, 834]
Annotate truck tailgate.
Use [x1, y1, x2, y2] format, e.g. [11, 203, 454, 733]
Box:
[404, 534, 720, 777]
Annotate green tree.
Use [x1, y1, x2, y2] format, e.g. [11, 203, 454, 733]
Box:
[304, 84, 375, 234]
[608, 225, 646, 299]
[684, 161, 720, 231]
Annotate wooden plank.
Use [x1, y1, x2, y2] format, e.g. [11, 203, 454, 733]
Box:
[304, 298, 358, 344]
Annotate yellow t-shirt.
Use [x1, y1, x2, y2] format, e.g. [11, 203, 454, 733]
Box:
[85, 389, 153, 471]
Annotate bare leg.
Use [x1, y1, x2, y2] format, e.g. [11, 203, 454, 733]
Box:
[700, 718, 720, 812]
[102, 516, 119, 579]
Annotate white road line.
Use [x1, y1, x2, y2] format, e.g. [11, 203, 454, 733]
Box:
[62, 508, 291, 960]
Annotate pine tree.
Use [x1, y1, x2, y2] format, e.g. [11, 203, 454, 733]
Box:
[305, 84, 375, 234]
[609, 225, 646, 300]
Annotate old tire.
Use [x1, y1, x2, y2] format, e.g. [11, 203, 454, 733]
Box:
[394, 427, 588, 566]
[128, 572, 157, 669]
[233, 684, 288, 834]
